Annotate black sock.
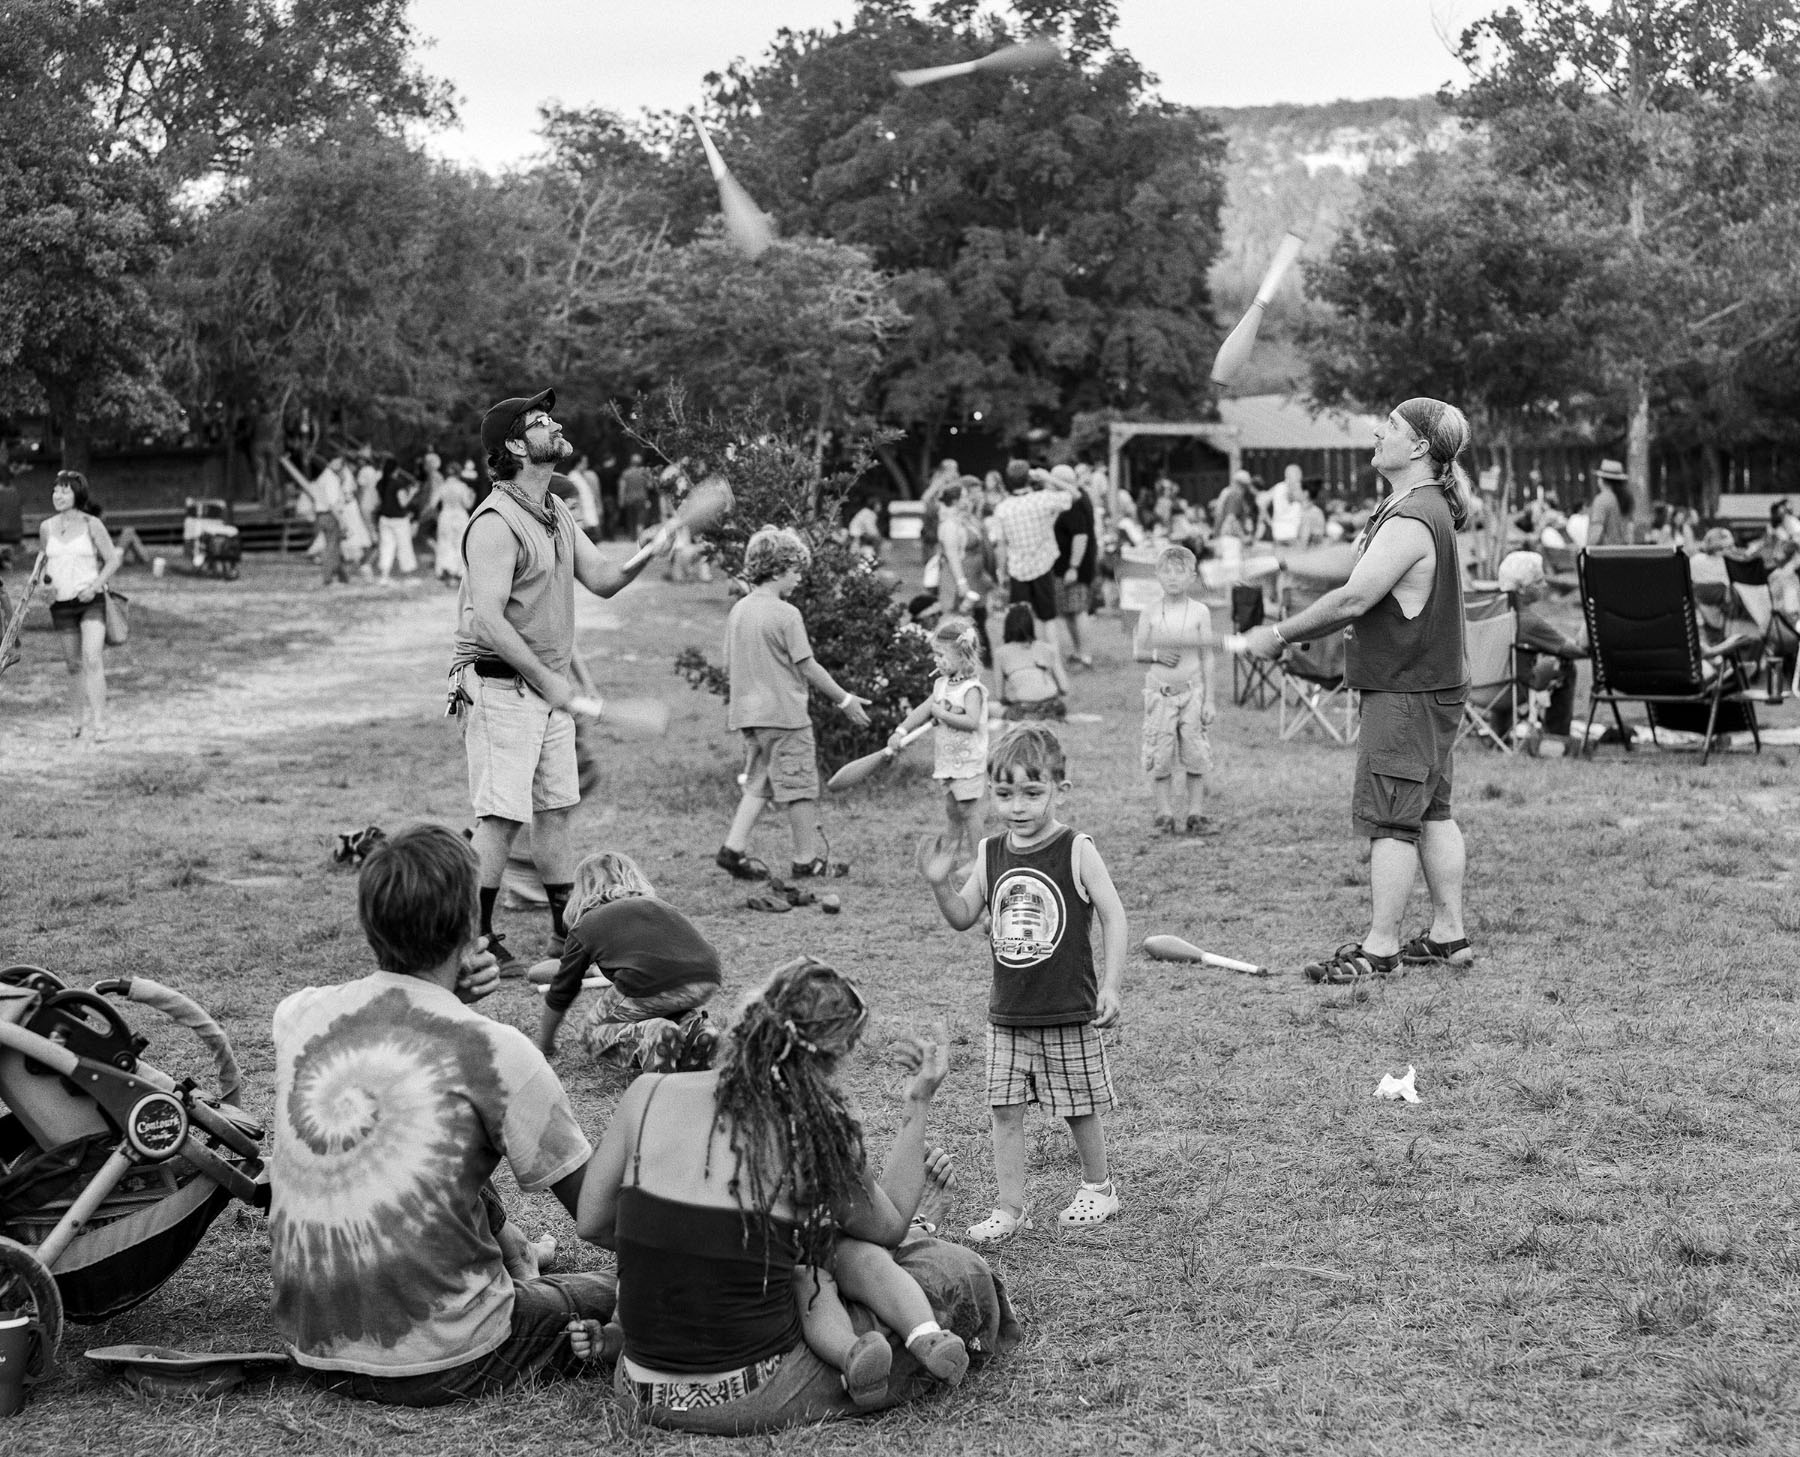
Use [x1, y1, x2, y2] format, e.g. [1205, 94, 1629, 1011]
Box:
[545, 883, 573, 938]
[479, 886, 499, 938]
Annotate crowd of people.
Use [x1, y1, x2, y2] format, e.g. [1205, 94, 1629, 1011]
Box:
[287, 444, 694, 590]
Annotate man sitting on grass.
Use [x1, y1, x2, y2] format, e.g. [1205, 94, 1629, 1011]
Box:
[268, 822, 613, 1406]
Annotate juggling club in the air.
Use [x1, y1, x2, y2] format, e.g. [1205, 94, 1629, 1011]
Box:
[892, 36, 1062, 88]
[689, 112, 775, 260]
[1210, 230, 1305, 387]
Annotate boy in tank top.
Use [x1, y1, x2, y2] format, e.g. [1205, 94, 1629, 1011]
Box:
[916, 725, 1128, 1241]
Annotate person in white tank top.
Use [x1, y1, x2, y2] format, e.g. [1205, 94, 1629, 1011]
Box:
[37, 470, 121, 740]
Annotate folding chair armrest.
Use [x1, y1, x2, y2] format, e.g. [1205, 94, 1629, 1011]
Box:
[1700, 632, 1761, 661]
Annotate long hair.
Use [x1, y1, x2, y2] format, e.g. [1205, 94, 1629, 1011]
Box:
[566, 851, 656, 926]
[710, 957, 869, 1267]
[1395, 398, 1472, 530]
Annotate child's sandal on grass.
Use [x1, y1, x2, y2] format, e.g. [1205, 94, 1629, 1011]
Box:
[906, 1329, 969, 1386]
[842, 1330, 892, 1408]
[1303, 943, 1400, 984]
[1057, 1180, 1120, 1230]
[745, 892, 792, 913]
[965, 1207, 1031, 1244]
[1399, 933, 1475, 967]
[768, 875, 817, 908]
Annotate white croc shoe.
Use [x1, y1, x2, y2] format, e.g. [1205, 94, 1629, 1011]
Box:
[1058, 1180, 1120, 1230]
[965, 1207, 1032, 1244]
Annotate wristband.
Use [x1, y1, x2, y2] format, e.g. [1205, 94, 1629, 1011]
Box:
[1272, 624, 1290, 646]
[838, 692, 856, 709]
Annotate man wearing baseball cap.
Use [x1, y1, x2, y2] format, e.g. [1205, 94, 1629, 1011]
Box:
[449, 388, 659, 973]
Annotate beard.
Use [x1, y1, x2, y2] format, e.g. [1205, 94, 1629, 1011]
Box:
[525, 432, 573, 467]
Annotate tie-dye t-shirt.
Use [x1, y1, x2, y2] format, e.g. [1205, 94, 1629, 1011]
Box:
[269, 972, 592, 1375]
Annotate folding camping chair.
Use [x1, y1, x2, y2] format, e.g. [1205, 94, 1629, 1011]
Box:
[1231, 585, 1277, 708]
[1721, 554, 1799, 703]
[1276, 587, 1358, 743]
[1577, 545, 1762, 765]
[1458, 589, 1524, 753]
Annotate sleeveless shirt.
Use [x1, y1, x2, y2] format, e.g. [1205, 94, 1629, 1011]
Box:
[982, 827, 1096, 1026]
[1344, 486, 1467, 694]
[450, 484, 577, 678]
[932, 674, 989, 780]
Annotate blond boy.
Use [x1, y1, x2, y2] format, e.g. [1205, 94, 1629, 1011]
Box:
[1131, 545, 1216, 835]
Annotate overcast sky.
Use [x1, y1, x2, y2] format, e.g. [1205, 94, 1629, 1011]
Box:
[408, 0, 1499, 172]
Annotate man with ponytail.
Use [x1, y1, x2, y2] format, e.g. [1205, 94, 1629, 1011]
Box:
[1244, 398, 1474, 984]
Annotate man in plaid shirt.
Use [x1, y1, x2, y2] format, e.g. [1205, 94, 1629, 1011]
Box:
[989, 461, 1076, 640]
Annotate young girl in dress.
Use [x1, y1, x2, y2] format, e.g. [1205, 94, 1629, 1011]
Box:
[887, 616, 989, 871]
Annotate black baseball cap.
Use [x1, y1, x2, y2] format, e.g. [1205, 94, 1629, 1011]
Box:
[479, 388, 555, 455]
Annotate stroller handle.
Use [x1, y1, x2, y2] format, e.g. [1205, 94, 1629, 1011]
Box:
[94, 977, 243, 1106]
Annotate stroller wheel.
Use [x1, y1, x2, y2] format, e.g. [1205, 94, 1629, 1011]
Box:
[0, 1235, 63, 1384]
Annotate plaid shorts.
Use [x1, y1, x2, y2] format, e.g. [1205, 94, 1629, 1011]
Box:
[986, 1022, 1115, 1117]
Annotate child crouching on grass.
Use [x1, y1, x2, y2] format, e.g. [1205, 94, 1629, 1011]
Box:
[532, 851, 722, 1073]
[1132, 544, 1216, 836]
[916, 724, 1127, 1242]
[887, 616, 989, 872]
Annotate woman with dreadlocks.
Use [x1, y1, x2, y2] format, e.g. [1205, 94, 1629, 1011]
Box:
[575, 956, 996, 1432]
[1242, 397, 1473, 985]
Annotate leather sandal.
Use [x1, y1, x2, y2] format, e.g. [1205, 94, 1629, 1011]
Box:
[1303, 943, 1401, 984]
[1400, 933, 1475, 967]
[745, 892, 791, 913]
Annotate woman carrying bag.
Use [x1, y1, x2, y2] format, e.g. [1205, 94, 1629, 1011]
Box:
[38, 470, 123, 741]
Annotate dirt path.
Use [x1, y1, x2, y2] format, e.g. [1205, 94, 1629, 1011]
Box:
[0, 568, 636, 780]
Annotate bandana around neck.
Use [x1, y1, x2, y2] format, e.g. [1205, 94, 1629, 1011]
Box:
[493, 479, 561, 544]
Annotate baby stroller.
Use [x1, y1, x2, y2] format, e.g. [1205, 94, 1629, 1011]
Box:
[182, 498, 242, 579]
[0, 966, 266, 1393]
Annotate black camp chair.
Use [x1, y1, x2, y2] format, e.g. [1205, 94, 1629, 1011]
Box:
[1276, 586, 1358, 744]
[1576, 546, 1761, 765]
[1230, 585, 1277, 708]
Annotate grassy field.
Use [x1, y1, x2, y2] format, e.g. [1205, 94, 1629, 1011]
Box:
[2, 554, 1797, 1456]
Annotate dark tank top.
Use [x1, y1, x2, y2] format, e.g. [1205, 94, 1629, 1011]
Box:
[982, 826, 1097, 1027]
[614, 1077, 803, 1374]
[1344, 485, 1467, 693]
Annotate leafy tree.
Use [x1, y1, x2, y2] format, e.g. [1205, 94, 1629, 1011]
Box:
[1444, 0, 1800, 498]
[0, 0, 450, 464]
[167, 128, 523, 454]
[1304, 143, 1623, 447]
[0, 13, 178, 470]
[691, 0, 1226, 480]
[503, 109, 906, 468]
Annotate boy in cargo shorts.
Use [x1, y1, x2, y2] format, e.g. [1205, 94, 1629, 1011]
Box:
[1132, 546, 1217, 836]
[714, 527, 871, 883]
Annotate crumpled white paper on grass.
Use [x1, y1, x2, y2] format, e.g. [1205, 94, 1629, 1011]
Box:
[1375, 1065, 1420, 1103]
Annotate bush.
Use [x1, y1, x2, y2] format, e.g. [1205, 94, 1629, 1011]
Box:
[638, 394, 935, 769]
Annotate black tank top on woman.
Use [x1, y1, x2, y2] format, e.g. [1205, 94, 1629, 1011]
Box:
[614, 1076, 803, 1374]
[615, 1188, 802, 1374]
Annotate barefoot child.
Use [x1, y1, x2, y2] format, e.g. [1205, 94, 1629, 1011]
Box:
[1131, 545, 1216, 836]
[887, 616, 989, 870]
[917, 724, 1127, 1242]
[715, 527, 871, 883]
